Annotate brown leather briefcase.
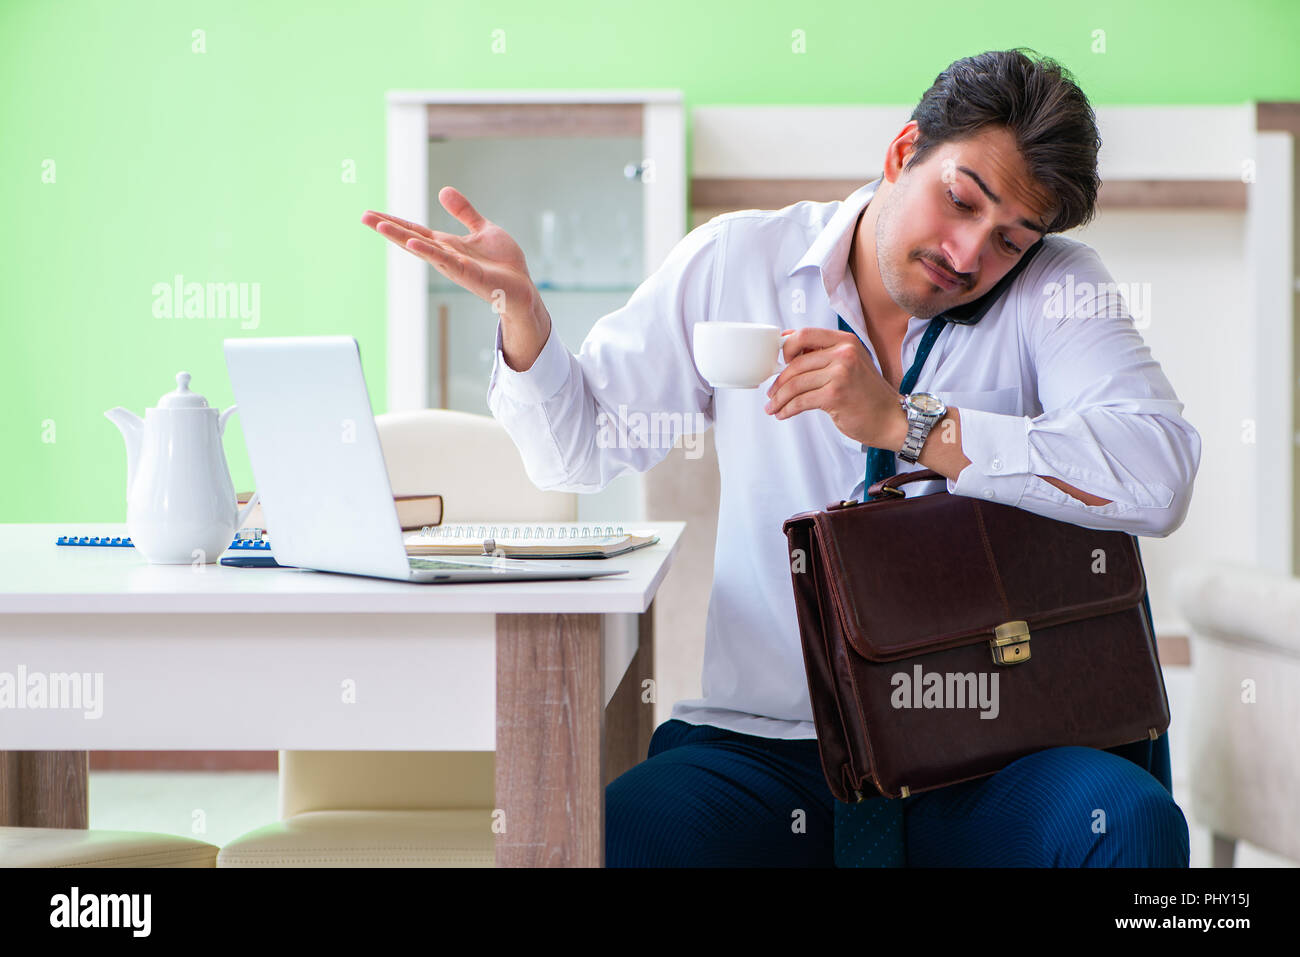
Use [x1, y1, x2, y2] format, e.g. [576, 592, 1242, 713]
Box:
[781, 468, 1170, 803]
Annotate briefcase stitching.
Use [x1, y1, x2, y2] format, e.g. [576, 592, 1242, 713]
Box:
[972, 501, 1011, 618]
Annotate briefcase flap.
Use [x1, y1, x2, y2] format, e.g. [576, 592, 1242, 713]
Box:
[797, 490, 1147, 663]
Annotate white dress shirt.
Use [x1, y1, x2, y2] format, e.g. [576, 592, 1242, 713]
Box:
[486, 179, 1202, 740]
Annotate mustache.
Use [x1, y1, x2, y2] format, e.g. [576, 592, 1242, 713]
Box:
[918, 254, 970, 289]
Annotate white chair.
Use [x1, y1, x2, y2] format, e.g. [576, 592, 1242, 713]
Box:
[217, 409, 577, 867]
[216, 752, 496, 867]
[1171, 561, 1300, 866]
[0, 826, 218, 867]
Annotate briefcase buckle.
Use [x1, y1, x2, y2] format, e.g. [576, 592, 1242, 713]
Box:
[990, 620, 1031, 665]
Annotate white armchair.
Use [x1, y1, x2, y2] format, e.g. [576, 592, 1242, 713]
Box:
[1171, 561, 1300, 866]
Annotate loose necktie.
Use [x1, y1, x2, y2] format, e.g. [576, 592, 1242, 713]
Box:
[839, 314, 949, 497]
[831, 312, 947, 867]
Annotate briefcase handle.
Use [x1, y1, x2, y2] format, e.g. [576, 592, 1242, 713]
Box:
[825, 469, 947, 511]
[867, 467, 945, 498]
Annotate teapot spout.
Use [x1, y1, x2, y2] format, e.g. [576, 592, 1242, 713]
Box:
[104, 407, 144, 500]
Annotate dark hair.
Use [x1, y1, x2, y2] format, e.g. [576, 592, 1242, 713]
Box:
[905, 48, 1101, 235]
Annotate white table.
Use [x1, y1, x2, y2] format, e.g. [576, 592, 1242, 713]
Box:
[0, 522, 684, 867]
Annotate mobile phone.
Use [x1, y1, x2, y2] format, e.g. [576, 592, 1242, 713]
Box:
[220, 555, 288, 568]
[936, 238, 1046, 326]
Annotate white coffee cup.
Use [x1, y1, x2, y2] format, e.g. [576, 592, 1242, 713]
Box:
[693, 322, 788, 388]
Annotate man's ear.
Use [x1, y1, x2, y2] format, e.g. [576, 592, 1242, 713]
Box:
[884, 121, 922, 182]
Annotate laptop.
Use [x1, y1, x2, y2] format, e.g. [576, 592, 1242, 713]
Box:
[222, 335, 628, 585]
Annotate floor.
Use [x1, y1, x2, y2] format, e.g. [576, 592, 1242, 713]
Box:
[89, 770, 280, 851]
[87, 669, 1296, 866]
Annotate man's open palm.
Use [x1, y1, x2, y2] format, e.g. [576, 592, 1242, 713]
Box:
[362, 186, 538, 319]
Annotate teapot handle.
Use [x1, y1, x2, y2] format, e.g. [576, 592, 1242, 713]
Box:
[220, 404, 257, 527]
[218, 404, 238, 436]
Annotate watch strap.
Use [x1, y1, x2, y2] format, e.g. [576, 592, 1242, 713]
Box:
[899, 395, 944, 463]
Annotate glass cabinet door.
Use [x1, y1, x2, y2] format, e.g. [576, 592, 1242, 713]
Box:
[426, 133, 644, 414]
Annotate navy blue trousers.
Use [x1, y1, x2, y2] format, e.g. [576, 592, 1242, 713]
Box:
[605, 719, 1189, 867]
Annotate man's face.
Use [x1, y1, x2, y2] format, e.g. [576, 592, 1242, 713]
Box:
[873, 125, 1055, 320]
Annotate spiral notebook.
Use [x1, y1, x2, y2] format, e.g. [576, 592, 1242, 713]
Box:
[403, 522, 658, 559]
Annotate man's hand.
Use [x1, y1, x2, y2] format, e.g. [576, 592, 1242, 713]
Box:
[763, 327, 1115, 506]
[361, 186, 552, 372]
[763, 327, 907, 451]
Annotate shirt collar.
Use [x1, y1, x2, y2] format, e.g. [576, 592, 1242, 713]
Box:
[787, 179, 880, 293]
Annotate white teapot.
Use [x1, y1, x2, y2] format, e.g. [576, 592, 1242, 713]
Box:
[105, 372, 260, 564]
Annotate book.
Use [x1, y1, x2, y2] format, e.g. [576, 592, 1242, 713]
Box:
[403, 522, 659, 559]
[237, 491, 443, 532]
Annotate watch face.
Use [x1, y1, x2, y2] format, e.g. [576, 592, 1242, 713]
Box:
[907, 392, 945, 415]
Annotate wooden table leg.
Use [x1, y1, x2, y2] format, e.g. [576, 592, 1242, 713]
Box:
[603, 601, 656, 788]
[0, 751, 89, 828]
[495, 612, 604, 867]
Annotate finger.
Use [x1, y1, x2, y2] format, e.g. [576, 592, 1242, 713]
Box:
[370, 222, 454, 263]
[438, 186, 489, 232]
[361, 211, 436, 240]
[781, 327, 858, 362]
[766, 370, 835, 417]
[372, 218, 432, 248]
[772, 383, 834, 421]
[367, 213, 471, 253]
[372, 219, 472, 259]
[371, 219, 466, 258]
[405, 237, 491, 297]
[405, 236, 466, 276]
[767, 348, 836, 397]
[401, 235, 454, 265]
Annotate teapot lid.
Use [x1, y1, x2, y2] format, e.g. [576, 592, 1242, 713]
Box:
[157, 372, 211, 409]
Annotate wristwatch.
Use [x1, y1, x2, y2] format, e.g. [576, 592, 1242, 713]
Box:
[898, 392, 948, 464]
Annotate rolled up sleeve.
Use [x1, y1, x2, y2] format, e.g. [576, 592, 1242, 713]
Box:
[486, 218, 722, 493]
[947, 249, 1202, 538]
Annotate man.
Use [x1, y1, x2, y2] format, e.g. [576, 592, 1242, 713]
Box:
[363, 48, 1201, 867]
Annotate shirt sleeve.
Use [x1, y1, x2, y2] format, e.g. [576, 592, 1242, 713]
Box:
[485, 218, 722, 493]
[946, 245, 1202, 538]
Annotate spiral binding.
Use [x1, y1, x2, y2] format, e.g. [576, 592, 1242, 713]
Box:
[56, 535, 272, 550]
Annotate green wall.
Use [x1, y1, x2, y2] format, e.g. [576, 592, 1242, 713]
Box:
[3, 0, 1298, 521]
